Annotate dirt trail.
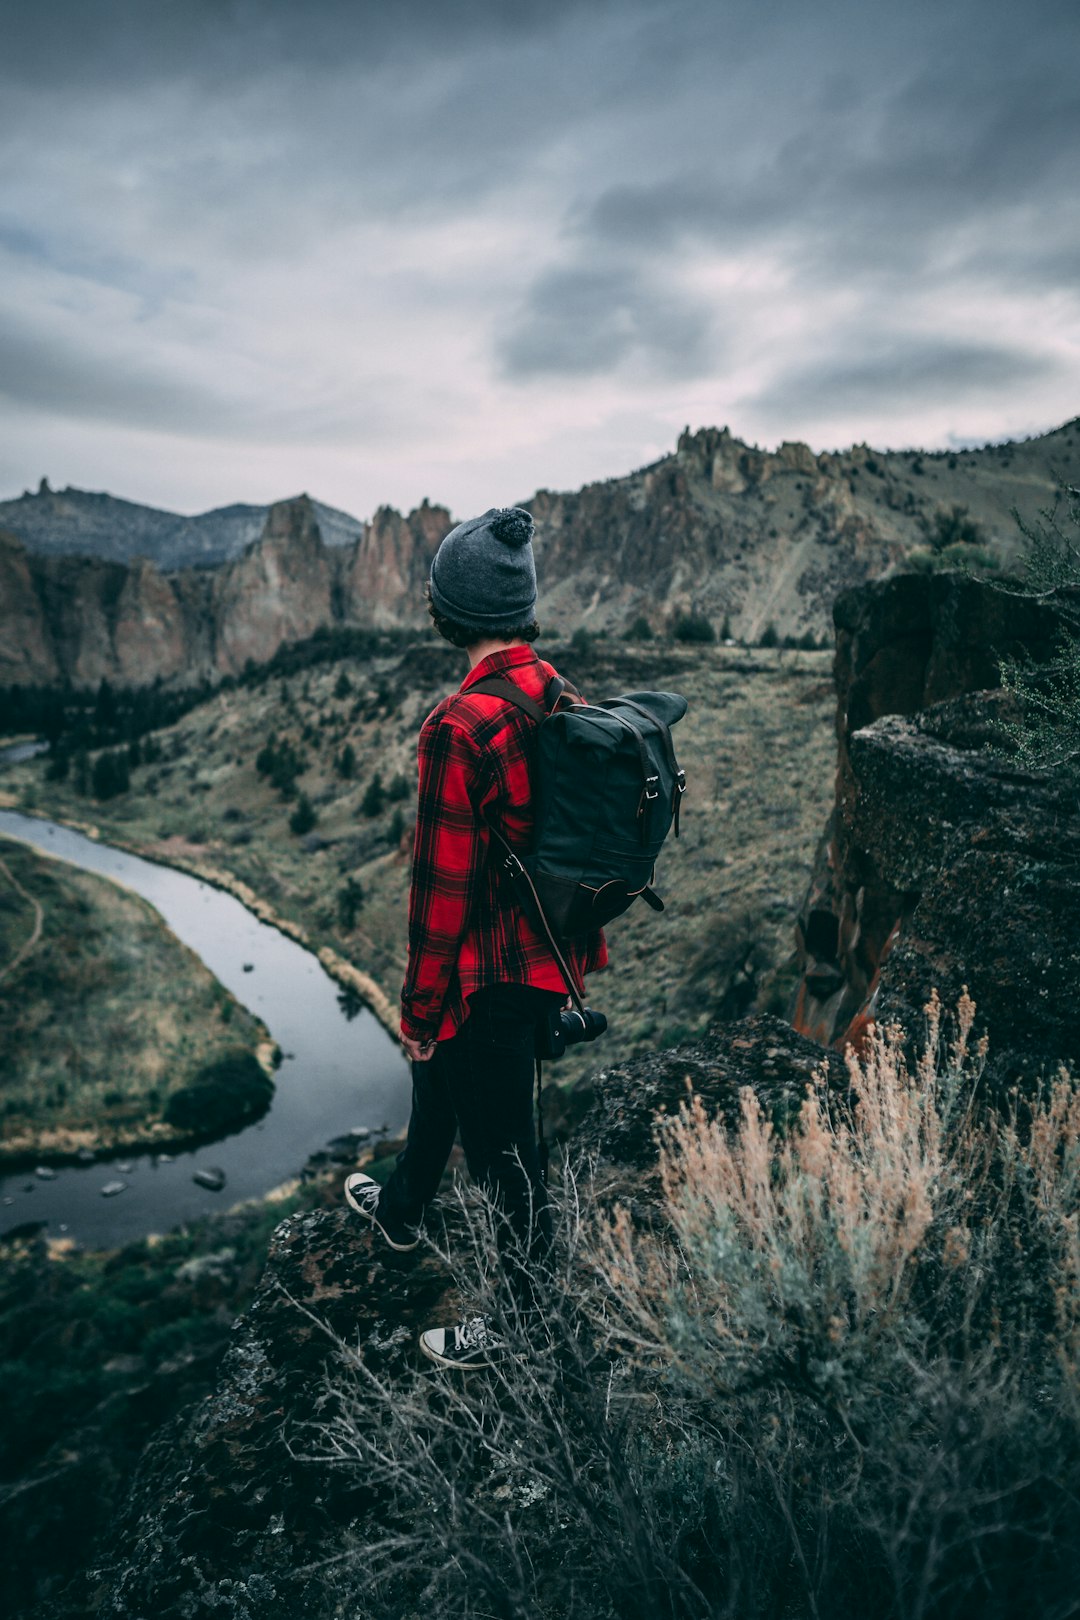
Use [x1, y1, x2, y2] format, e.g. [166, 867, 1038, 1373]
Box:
[0, 850, 44, 983]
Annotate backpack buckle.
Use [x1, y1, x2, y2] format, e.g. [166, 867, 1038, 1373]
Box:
[644, 775, 660, 802]
[676, 769, 686, 794]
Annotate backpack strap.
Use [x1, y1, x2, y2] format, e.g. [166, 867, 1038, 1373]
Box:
[468, 671, 589, 1009]
[467, 675, 547, 723]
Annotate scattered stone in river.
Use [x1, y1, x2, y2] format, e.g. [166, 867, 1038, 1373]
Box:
[242, 963, 254, 972]
[349, 1126, 371, 1140]
[155, 1153, 174, 1165]
[2, 1196, 13, 1206]
[101, 1181, 127, 1197]
[193, 1167, 227, 1191]
[35, 1166, 58, 1180]
[76, 1148, 95, 1163]
[115, 1161, 133, 1174]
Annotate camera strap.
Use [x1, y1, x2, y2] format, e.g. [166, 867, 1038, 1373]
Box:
[485, 819, 587, 1014]
[536, 1054, 548, 1186]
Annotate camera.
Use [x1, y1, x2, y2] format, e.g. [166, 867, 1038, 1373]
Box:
[537, 1003, 608, 1060]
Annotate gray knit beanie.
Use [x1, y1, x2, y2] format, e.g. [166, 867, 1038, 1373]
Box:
[428, 507, 537, 633]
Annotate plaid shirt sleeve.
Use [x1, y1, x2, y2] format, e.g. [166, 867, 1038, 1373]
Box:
[399, 708, 493, 1043]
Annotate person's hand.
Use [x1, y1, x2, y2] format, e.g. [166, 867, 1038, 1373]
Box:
[401, 1032, 437, 1063]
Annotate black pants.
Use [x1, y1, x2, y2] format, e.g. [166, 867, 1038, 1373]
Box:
[380, 983, 564, 1305]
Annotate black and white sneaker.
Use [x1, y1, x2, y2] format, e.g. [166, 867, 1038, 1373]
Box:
[419, 1315, 508, 1370]
[344, 1172, 420, 1252]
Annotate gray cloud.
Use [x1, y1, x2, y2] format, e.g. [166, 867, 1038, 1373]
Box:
[0, 0, 1077, 512]
[0, 310, 393, 445]
[752, 340, 1061, 421]
[497, 265, 714, 379]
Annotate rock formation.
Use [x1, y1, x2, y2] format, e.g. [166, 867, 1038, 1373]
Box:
[4, 420, 1079, 691]
[791, 570, 1080, 1094]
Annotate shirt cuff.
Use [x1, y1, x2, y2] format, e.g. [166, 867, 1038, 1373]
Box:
[400, 1006, 439, 1044]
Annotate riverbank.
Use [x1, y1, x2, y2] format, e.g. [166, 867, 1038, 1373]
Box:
[0, 835, 276, 1168]
[0, 784, 400, 1041]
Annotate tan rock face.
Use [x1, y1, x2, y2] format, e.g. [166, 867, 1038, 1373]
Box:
[212, 497, 336, 676]
[342, 499, 449, 627]
[112, 560, 191, 685]
[3, 421, 1078, 689]
[0, 532, 59, 684]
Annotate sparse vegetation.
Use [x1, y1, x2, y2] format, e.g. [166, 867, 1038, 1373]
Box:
[992, 487, 1080, 777]
[2, 639, 838, 1087]
[307, 992, 1080, 1620]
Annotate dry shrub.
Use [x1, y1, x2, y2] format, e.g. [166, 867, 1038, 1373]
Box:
[300, 991, 1080, 1620]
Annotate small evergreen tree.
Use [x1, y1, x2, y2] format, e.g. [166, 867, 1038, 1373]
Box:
[335, 742, 357, 780]
[387, 807, 406, 846]
[361, 771, 385, 818]
[337, 876, 365, 929]
[758, 622, 780, 648]
[289, 793, 317, 836]
[334, 670, 352, 700]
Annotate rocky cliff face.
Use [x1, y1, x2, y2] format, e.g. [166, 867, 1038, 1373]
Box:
[4, 421, 1078, 692]
[0, 497, 452, 690]
[0, 481, 365, 569]
[791, 571, 1080, 1094]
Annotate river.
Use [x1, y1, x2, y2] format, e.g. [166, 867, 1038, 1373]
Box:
[0, 803, 410, 1248]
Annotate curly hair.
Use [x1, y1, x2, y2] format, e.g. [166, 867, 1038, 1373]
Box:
[425, 582, 540, 649]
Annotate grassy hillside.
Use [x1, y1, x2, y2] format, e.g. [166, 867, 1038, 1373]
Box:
[2, 634, 837, 1087]
[0, 839, 272, 1162]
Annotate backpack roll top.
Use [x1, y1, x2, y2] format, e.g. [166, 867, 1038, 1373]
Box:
[526, 689, 688, 936]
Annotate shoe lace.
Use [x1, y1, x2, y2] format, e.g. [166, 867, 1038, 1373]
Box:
[457, 1315, 493, 1351]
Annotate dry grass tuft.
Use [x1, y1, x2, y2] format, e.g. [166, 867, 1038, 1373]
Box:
[300, 991, 1080, 1620]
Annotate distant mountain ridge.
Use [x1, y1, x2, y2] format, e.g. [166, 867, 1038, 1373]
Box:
[1, 420, 1078, 690]
[0, 479, 364, 569]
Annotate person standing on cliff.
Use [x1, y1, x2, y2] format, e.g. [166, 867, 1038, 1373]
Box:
[344, 506, 607, 1370]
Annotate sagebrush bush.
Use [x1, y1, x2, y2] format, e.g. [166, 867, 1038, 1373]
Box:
[299, 991, 1080, 1620]
[993, 486, 1080, 777]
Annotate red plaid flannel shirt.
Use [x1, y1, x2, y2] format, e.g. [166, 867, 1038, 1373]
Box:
[400, 644, 608, 1044]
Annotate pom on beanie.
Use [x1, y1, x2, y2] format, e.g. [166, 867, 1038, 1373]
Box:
[489, 507, 534, 547]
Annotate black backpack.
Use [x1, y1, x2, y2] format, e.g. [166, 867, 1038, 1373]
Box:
[470, 674, 688, 1000]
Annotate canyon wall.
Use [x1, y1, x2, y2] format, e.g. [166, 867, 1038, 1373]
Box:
[4, 420, 1078, 691]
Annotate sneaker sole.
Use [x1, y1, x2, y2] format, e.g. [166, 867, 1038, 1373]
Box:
[344, 1181, 421, 1252]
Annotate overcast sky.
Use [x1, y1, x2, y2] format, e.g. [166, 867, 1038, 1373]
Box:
[1, 0, 1077, 520]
